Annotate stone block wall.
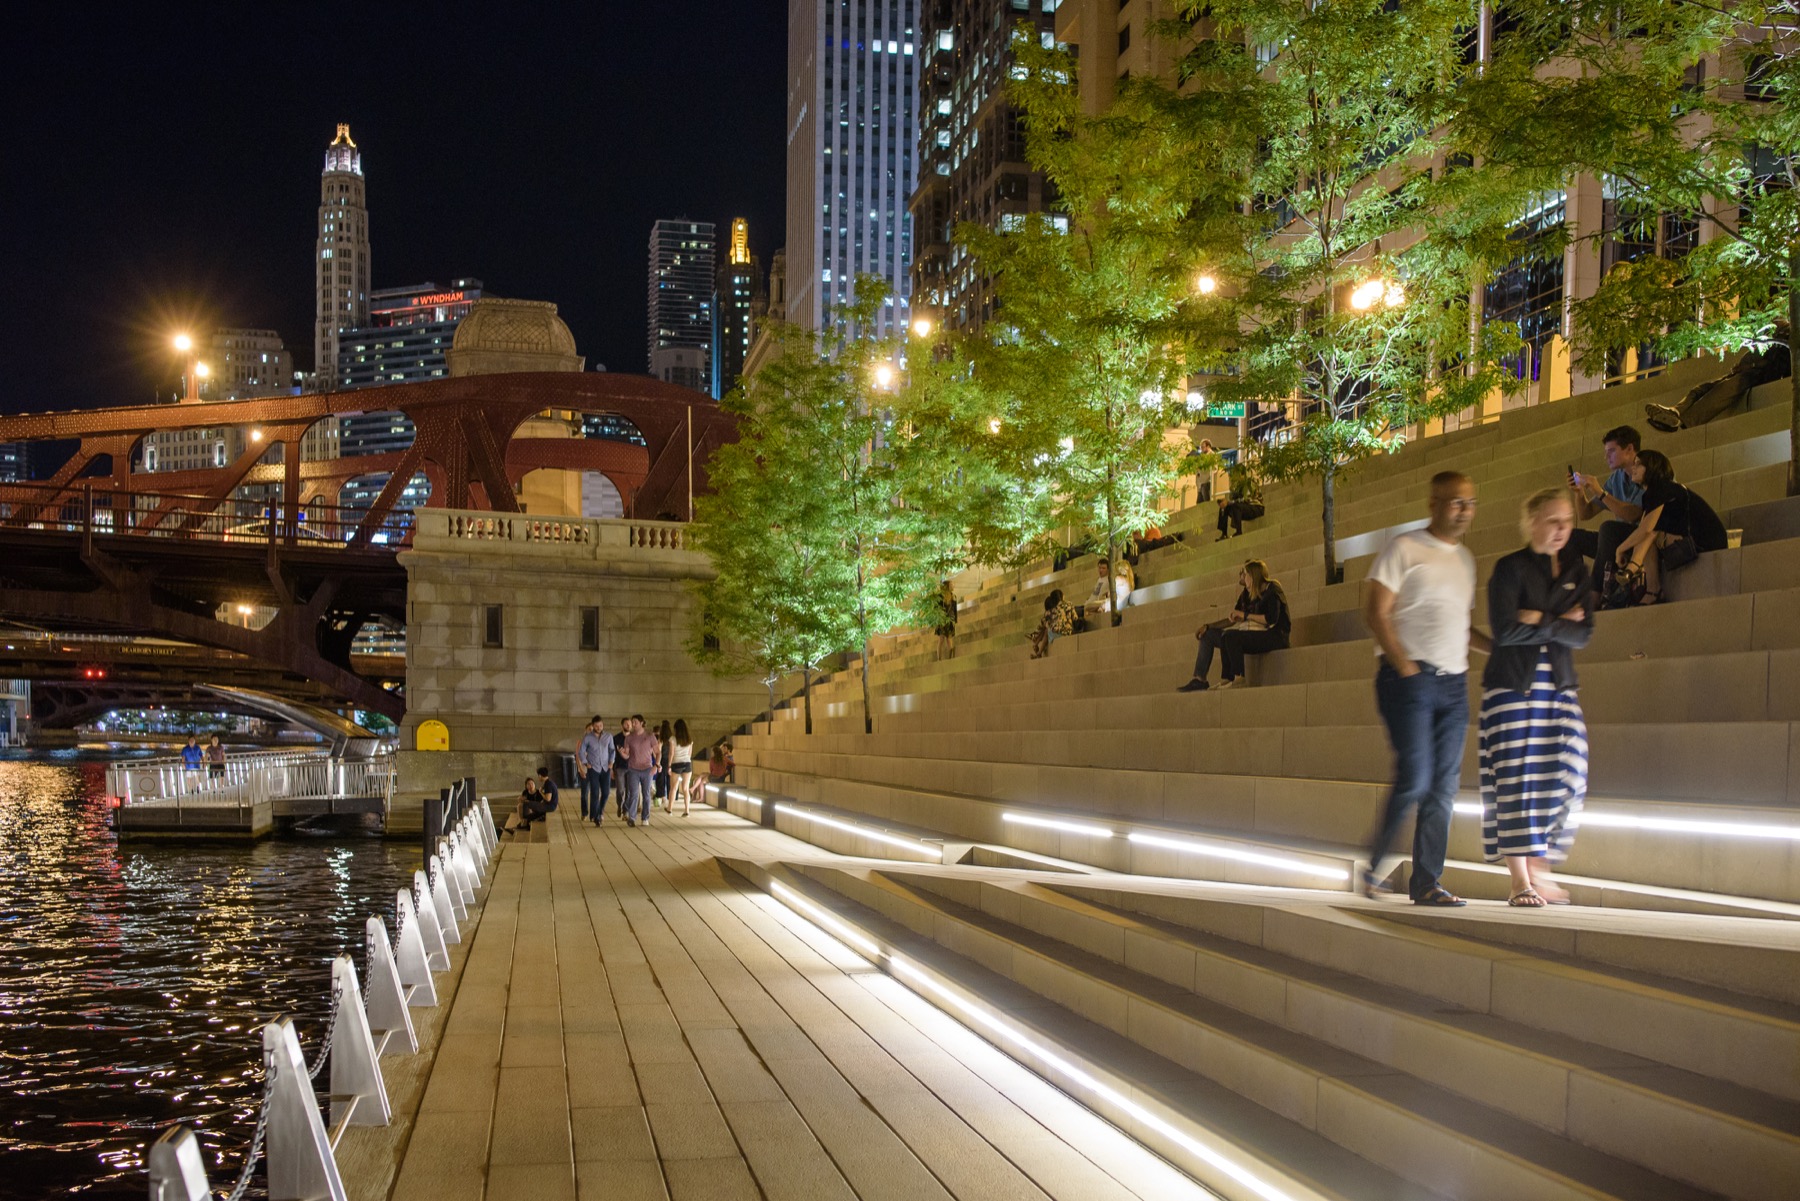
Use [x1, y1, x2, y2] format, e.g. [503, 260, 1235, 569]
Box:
[392, 510, 769, 831]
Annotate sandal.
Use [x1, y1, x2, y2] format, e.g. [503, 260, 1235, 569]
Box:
[1412, 886, 1467, 907]
[1508, 888, 1547, 908]
[1635, 590, 1663, 606]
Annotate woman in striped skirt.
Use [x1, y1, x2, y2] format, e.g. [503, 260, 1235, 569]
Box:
[1479, 488, 1594, 907]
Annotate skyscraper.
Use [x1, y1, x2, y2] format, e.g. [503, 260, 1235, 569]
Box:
[314, 124, 371, 391]
[647, 219, 716, 393]
[912, 0, 1061, 331]
[711, 218, 758, 398]
[786, 0, 919, 334]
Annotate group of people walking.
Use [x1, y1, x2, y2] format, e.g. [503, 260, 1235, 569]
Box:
[573, 715, 699, 826]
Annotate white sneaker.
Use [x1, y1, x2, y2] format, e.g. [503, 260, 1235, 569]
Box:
[1216, 678, 1239, 690]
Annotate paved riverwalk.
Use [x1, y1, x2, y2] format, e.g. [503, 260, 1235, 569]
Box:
[382, 804, 1209, 1201]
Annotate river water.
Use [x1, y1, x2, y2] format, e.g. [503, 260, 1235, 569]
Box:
[0, 750, 421, 1199]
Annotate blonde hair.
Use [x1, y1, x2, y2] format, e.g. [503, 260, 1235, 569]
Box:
[1242, 559, 1273, 599]
[1519, 487, 1572, 541]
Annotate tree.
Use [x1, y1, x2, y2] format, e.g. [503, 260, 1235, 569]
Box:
[955, 33, 1246, 577]
[690, 283, 928, 734]
[1445, 1, 1798, 494]
[1167, 0, 1517, 583]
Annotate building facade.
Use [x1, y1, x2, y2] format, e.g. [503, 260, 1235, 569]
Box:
[209, 329, 293, 398]
[314, 124, 371, 392]
[785, 0, 919, 334]
[647, 219, 716, 390]
[711, 218, 759, 398]
[913, 0, 1060, 330]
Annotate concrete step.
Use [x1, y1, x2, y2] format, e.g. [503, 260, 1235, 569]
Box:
[753, 859, 1743, 1201]
[876, 868, 1800, 1201]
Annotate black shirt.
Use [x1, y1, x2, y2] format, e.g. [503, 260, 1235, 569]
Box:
[538, 777, 559, 809]
[1483, 547, 1593, 693]
[1237, 584, 1291, 639]
[1642, 481, 1728, 551]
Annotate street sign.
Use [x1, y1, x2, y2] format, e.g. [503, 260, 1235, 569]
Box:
[1205, 401, 1246, 419]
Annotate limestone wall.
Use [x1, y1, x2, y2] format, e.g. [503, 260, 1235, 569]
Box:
[392, 509, 769, 831]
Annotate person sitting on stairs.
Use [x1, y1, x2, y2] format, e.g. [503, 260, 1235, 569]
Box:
[1177, 559, 1291, 692]
[1611, 449, 1729, 606]
[1030, 589, 1078, 659]
[1645, 323, 1789, 432]
[1216, 460, 1265, 540]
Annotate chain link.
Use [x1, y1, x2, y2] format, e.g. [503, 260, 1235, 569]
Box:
[306, 978, 345, 1081]
[220, 1045, 275, 1201]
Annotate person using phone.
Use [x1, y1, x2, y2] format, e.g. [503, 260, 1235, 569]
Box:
[1566, 425, 1645, 602]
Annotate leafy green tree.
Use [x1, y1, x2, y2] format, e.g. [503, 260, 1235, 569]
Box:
[956, 34, 1246, 576]
[1445, 1, 1797, 494]
[1166, 0, 1516, 583]
[691, 283, 929, 734]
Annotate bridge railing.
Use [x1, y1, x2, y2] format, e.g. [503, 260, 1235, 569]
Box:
[419, 509, 691, 552]
[107, 750, 396, 812]
[0, 482, 414, 547]
[144, 796, 498, 1201]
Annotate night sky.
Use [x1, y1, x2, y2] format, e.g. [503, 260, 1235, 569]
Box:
[6, 3, 788, 416]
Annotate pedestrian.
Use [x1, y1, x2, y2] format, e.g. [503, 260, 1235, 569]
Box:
[1480, 488, 1592, 908]
[1361, 471, 1490, 906]
[670, 719, 696, 816]
[620, 715, 660, 827]
[205, 734, 227, 781]
[576, 715, 614, 826]
[612, 717, 631, 817]
[181, 735, 204, 774]
[933, 578, 959, 660]
[655, 720, 673, 809]
[1176, 559, 1290, 692]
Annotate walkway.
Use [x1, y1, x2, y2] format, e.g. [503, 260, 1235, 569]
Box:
[387, 804, 1212, 1201]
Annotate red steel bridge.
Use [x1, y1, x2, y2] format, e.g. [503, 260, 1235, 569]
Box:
[0, 373, 733, 726]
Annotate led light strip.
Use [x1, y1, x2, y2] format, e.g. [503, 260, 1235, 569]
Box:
[1453, 800, 1800, 841]
[1127, 831, 1351, 883]
[773, 803, 941, 858]
[1003, 812, 1116, 839]
[717, 786, 762, 808]
[760, 879, 1301, 1201]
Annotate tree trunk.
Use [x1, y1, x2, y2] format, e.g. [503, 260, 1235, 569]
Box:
[860, 636, 874, 734]
[1321, 464, 1340, 586]
[1789, 262, 1799, 497]
[802, 668, 814, 735]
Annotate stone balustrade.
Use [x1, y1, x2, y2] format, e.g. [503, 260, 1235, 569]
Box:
[414, 509, 692, 557]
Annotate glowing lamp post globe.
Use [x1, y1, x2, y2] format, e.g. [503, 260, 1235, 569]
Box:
[173, 333, 209, 403]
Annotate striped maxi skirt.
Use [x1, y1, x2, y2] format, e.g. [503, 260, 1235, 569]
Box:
[1477, 650, 1588, 863]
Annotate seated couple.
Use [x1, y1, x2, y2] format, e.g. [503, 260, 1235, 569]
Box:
[1177, 560, 1291, 691]
[510, 768, 560, 831]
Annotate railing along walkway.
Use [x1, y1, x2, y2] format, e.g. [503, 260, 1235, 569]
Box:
[108, 750, 396, 818]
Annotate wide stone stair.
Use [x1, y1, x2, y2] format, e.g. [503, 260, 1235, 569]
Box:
[714, 359, 1800, 1198]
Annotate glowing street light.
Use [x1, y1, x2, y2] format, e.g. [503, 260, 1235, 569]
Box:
[172, 333, 193, 353]
[987, 417, 1002, 434]
[873, 362, 897, 389]
[1194, 273, 1218, 296]
[1350, 277, 1406, 312]
[911, 316, 935, 338]
[173, 333, 205, 403]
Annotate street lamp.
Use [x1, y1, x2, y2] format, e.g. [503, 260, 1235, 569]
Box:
[174, 333, 208, 402]
[911, 316, 935, 339]
[1194, 273, 1218, 296]
[1350, 278, 1405, 311]
[873, 362, 896, 389]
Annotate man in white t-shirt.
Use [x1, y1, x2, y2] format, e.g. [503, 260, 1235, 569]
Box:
[1361, 471, 1490, 905]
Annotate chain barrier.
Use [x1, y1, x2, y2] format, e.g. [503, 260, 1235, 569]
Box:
[306, 978, 345, 1081]
[220, 1045, 275, 1201]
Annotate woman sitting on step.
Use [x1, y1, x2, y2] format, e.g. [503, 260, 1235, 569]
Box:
[1030, 589, 1078, 659]
[1480, 488, 1593, 907]
[1176, 559, 1290, 691]
[1611, 449, 1729, 606]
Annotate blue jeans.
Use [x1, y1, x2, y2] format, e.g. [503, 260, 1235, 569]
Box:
[579, 770, 609, 820]
[623, 769, 655, 823]
[1366, 662, 1468, 899]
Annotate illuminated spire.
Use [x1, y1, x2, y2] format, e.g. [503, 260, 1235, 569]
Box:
[324, 123, 362, 176]
[728, 218, 750, 266]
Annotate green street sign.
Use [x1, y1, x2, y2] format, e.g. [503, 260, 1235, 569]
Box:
[1205, 401, 1246, 419]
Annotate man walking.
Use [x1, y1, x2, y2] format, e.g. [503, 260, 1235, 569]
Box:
[620, 715, 661, 828]
[1362, 471, 1490, 906]
[576, 716, 614, 826]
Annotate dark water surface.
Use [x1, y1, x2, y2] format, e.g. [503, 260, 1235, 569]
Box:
[0, 751, 421, 1198]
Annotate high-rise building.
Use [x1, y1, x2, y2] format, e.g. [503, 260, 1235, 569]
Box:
[209, 329, 294, 398]
[711, 218, 759, 398]
[314, 124, 371, 391]
[647, 219, 716, 392]
[786, 0, 919, 334]
[0, 442, 31, 482]
[912, 0, 1061, 330]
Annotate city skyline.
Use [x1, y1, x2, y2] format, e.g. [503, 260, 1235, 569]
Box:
[4, 3, 786, 415]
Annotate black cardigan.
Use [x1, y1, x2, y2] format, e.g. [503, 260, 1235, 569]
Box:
[1482, 547, 1594, 693]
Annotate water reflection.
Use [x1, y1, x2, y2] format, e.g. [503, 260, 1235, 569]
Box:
[0, 751, 420, 1198]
